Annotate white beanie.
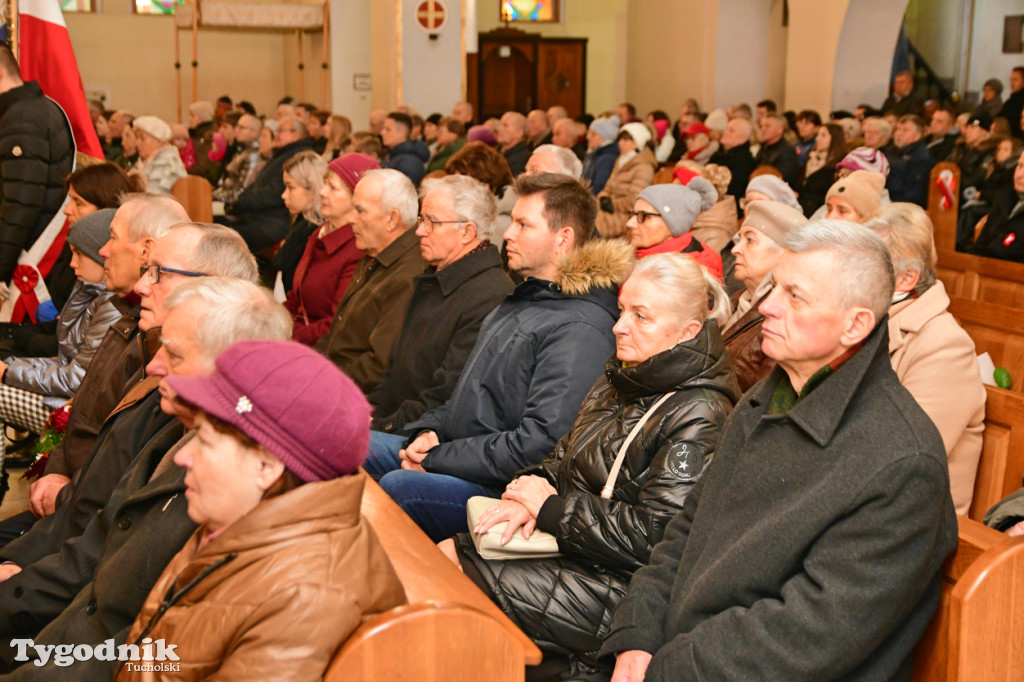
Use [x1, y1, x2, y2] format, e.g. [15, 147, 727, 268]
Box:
[620, 122, 652, 149]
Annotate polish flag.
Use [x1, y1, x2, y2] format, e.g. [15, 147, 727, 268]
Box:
[17, 0, 102, 159]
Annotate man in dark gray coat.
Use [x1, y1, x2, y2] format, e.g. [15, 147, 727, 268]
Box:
[367, 174, 513, 432]
[601, 220, 958, 681]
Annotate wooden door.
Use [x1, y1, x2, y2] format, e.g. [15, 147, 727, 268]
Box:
[536, 40, 586, 118]
[478, 40, 536, 120]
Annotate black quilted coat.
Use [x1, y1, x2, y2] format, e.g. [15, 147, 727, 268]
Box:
[455, 319, 739, 673]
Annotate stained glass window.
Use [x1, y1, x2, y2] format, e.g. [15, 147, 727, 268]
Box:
[500, 0, 560, 23]
[134, 0, 185, 15]
[60, 0, 95, 13]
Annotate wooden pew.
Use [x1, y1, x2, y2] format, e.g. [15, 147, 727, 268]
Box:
[969, 386, 1024, 522]
[927, 162, 961, 252]
[324, 476, 542, 681]
[170, 176, 214, 223]
[937, 250, 1024, 309]
[947, 296, 1024, 395]
[913, 516, 1024, 682]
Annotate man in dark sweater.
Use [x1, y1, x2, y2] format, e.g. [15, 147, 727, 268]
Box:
[710, 117, 756, 203]
[997, 66, 1024, 139]
[887, 114, 934, 208]
[602, 220, 957, 681]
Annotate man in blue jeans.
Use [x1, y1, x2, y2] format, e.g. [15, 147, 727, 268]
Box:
[363, 173, 631, 541]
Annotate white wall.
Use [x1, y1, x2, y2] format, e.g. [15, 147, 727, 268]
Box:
[713, 0, 787, 111]
[967, 0, 1024, 97]
[402, 0, 463, 116]
[330, 0, 373, 125]
[831, 0, 909, 112]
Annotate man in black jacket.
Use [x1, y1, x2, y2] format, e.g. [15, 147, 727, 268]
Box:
[755, 114, 799, 188]
[217, 115, 312, 252]
[709, 118, 756, 205]
[367, 174, 513, 432]
[0, 44, 74, 307]
[997, 66, 1024, 139]
[497, 111, 532, 176]
[887, 114, 934, 208]
[880, 70, 925, 118]
[363, 173, 631, 542]
[601, 220, 957, 681]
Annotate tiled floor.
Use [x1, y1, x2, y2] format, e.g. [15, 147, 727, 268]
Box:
[0, 466, 30, 520]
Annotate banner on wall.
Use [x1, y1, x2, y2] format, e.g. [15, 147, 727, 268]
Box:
[17, 0, 102, 158]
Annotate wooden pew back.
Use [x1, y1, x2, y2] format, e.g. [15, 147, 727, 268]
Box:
[170, 176, 214, 223]
[928, 162, 961, 252]
[323, 476, 542, 681]
[970, 386, 1024, 522]
[913, 517, 1024, 682]
[947, 296, 1024, 395]
[937, 250, 1024, 309]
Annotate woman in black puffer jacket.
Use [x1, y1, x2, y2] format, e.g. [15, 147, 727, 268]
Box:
[442, 252, 739, 680]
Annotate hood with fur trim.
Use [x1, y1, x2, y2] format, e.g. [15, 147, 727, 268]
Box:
[556, 238, 635, 296]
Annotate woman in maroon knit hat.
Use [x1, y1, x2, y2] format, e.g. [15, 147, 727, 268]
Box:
[283, 152, 379, 345]
[118, 340, 405, 681]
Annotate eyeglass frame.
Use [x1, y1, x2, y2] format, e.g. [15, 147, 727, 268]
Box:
[625, 209, 660, 224]
[139, 264, 207, 285]
[416, 214, 470, 233]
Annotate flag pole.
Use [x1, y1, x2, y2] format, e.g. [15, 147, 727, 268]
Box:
[9, 0, 18, 60]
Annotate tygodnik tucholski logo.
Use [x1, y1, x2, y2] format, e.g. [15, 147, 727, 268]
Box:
[10, 637, 181, 671]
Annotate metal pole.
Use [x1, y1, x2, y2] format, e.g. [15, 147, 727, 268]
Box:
[297, 29, 304, 101]
[191, 0, 198, 104]
[174, 13, 182, 123]
[10, 0, 19, 62]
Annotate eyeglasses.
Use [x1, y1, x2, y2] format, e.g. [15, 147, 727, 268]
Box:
[626, 209, 660, 224]
[417, 215, 469, 233]
[139, 264, 206, 285]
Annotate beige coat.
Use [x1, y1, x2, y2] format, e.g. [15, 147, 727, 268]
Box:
[118, 472, 406, 681]
[888, 281, 986, 515]
[690, 197, 739, 252]
[595, 148, 656, 238]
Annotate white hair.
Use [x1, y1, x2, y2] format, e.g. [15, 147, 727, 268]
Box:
[627, 252, 731, 329]
[421, 174, 499, 244]
[530, 145, 583, 178]
[362, 169, 418, 230]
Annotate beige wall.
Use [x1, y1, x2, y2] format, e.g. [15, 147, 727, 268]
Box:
[626, 0, 718, 117]
[477, 0, 629, 114]
[66, 3, 324, 123]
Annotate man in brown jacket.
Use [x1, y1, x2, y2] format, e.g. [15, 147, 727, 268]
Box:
[317, 169, 424, 392]
[21, 194, 188, 524]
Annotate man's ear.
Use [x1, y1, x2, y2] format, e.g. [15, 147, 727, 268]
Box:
[556, 225, 575, 254]
[139, 237, 156, 260]
[841, 307, 877, 348]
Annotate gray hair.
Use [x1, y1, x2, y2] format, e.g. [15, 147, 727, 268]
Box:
[283, 151, 328, 224]
[863, 203, 936, 296]
[530, 145, 583, 179]
[421, 174, 499, 244]
[627, 252, 731, 329]
[167, 223, 259, 283]
[362, 169, 418, 230]
[862, 117, 892, 141]
[163, 277, 292, 367]
[782, 219, 894, 321]
[119, 193, 190, 242]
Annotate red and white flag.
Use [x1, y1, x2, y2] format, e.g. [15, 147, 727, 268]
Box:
[18, 0, 102, 159]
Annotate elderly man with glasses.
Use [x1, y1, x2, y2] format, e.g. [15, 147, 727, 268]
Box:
[366, 174, 513, 434]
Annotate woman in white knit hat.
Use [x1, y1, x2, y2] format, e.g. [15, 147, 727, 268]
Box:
[131, 115, 187, 194]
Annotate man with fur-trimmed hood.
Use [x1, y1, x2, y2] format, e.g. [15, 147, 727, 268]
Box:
[364, 172, 633, 542]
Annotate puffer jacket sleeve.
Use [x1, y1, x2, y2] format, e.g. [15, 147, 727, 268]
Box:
[547, 396, 728, 572]
[4, 293, 121, 398]
[422, 319, 614, 487]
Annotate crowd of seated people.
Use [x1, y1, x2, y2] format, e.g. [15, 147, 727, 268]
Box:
[1, 50, 1021, 680]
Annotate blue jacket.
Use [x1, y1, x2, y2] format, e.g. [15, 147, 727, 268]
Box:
[408, 240, 634, 488]
[382, 139, 430, 187]
[582, 143, 619, 195]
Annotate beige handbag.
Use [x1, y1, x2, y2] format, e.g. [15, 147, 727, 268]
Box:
[466, 391, 677, 560]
